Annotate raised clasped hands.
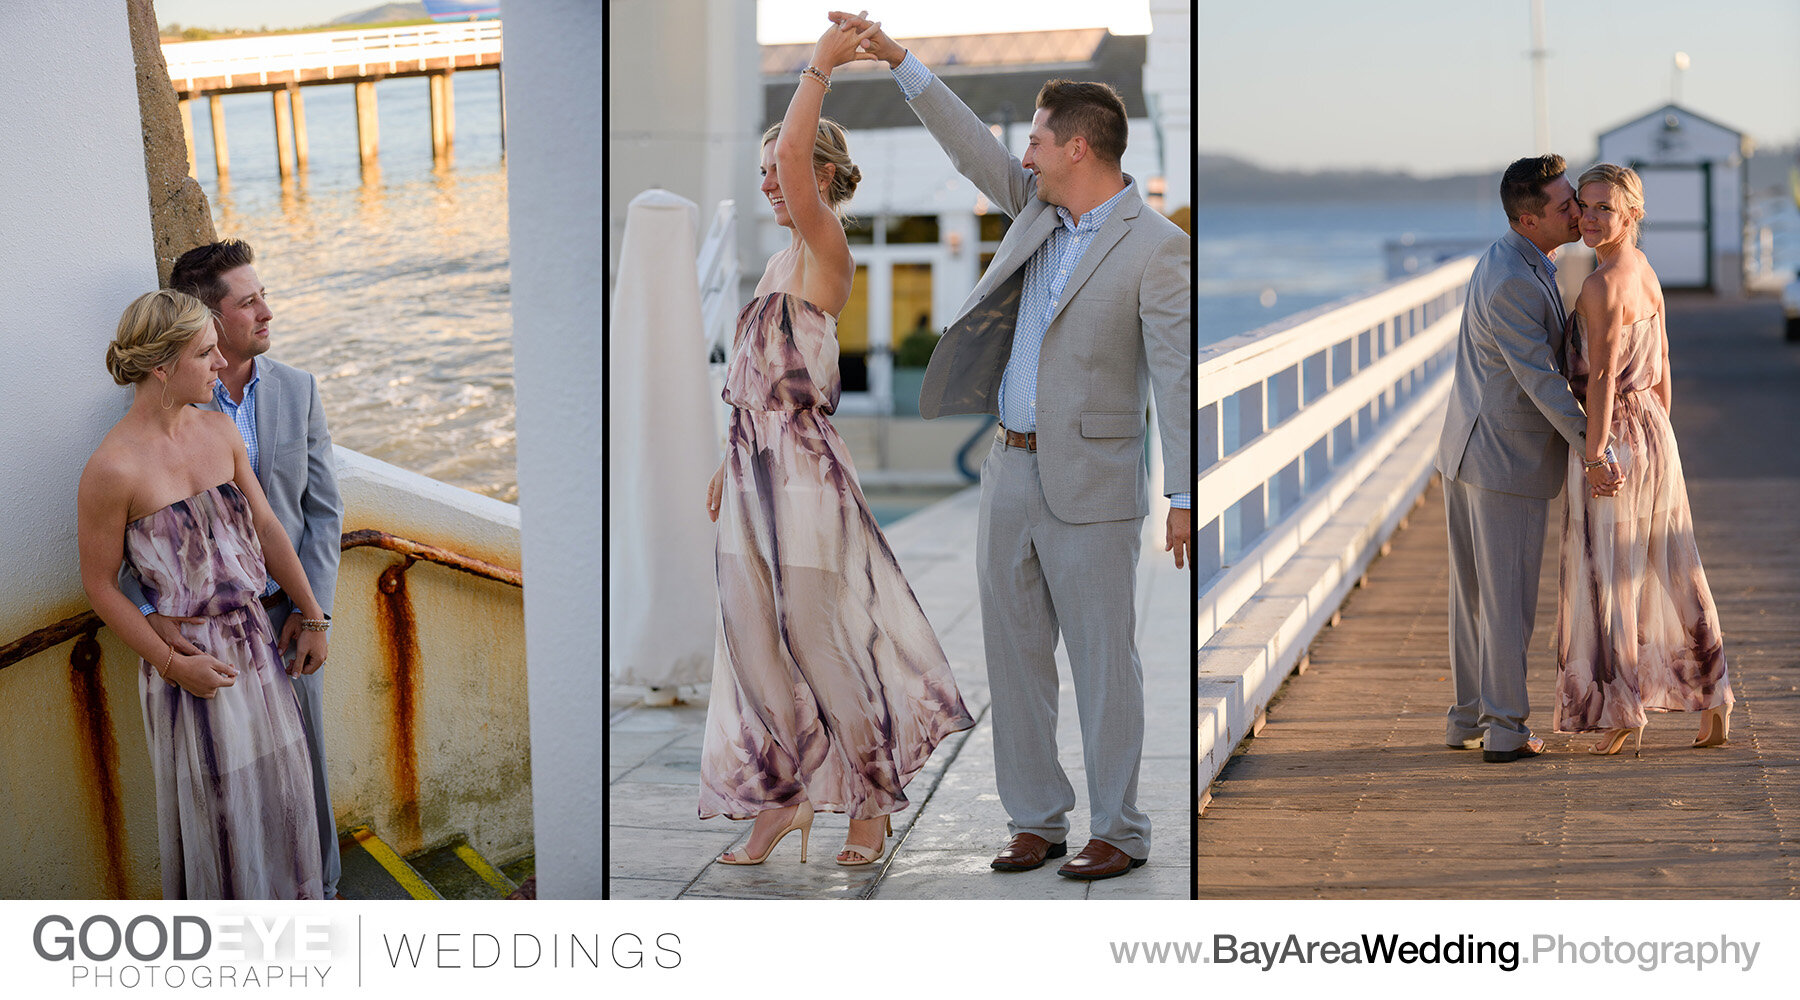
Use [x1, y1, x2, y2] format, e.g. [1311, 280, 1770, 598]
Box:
[826, 10, 906, 68]
[812, 10, 883, 71]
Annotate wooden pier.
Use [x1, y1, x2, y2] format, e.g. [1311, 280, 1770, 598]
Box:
[1197, 295, 1800, 899]
[162, 23, 502, 179]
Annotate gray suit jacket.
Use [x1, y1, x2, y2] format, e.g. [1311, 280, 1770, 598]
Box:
[1435, 229, 1587, 499]
[907, 78, 1191, 525]
[121, 356, 343, 615]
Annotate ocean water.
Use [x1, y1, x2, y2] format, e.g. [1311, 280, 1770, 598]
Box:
[185, 71, 516, 501]
[1200, 194, 1800, 347]
[1197, 199, 1500, 345]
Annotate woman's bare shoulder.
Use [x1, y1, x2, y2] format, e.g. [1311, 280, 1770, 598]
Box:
[1578, 266, 1624, 316]
[78, 421, 141, 504]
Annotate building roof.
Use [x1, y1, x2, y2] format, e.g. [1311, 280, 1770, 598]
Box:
[762, 29, 1149, 133]
[1597, 103, 1744, 141]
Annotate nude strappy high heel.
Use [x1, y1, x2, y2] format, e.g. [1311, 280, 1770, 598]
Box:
[836, 815, 893, 867]
[1693, 705, 1731, 748]
[1590, 726, 1644, 757]
[717, 802, 814, 865]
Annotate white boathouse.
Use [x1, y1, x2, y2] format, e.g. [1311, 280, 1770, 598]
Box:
[1597, 104, 1751, 295]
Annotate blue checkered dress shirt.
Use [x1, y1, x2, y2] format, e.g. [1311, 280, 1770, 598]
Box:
[214, 360, 262, 476]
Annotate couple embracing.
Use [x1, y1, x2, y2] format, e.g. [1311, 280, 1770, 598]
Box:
[79, 241, 343, 899]
[1439, 155, 1732, 763]
[695, 12, 1190, 882]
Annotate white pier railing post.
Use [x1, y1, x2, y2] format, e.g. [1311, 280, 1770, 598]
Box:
[1196, 257, 1477, 795]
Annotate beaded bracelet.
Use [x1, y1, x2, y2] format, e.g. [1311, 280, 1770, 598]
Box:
[301, 618, 331, 632]
[800, 65, 831, 92]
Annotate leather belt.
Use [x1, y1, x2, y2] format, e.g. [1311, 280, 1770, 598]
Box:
[261, 589, 286, 610]
[996, 423, 1037, 452]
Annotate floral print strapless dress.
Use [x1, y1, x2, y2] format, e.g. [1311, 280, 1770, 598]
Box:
[124, 482, 323, 898]
[1554, 312, 1731, 732]
[699, 292, 974, 822]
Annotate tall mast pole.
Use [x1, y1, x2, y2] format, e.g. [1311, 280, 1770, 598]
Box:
[1530, 0, 1550, 152]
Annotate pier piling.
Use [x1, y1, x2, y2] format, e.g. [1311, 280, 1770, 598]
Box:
[429, 69, 455, 163]
[355, 80, 380, 170]
[208, 94, 228, 177]
[290, 84, 309, 170]
[272, 89, 296, 179]
[178, 98, 196, 179]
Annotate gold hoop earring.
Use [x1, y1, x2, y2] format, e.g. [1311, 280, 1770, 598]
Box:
[159, 376, 174, 410]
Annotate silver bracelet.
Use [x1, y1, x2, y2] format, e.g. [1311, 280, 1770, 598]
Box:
[800, 65, 832, 92]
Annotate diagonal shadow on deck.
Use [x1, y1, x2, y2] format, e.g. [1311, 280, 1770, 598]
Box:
[1198, 295, 1800, 899]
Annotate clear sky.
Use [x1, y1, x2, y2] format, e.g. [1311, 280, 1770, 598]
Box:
[151, 1, 1154, 37]
[757, 0, 1151, 43]
[1200, 0, 1800, 175]
[154, 0, 364, 29]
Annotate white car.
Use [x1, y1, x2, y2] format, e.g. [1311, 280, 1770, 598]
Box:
[1785, 268, 1800, 341]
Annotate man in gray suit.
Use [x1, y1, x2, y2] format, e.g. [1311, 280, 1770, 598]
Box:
[122, 239, 345, 892]
[842, 15, 1190, 879]
[1436, 155, 1617, 763]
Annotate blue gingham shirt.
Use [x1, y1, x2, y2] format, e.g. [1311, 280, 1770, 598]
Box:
[215, 360, 263, 476]
[894, 53, 1190, 511]
[137, 361, 273, 616]
[1530, 241, 1566, 326]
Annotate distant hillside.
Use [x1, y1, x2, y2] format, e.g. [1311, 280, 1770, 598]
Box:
[1200, 153, 1501, 204]
[333, 3, 428, 24]
[1203, 144, 1800, 205]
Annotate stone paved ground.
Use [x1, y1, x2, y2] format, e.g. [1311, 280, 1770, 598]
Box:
[609, 479, 1192, 900]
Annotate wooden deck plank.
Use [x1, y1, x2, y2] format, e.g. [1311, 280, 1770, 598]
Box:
[1198, 296, 1800, 899]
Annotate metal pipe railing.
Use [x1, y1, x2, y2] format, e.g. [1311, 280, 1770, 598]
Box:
[0, 530, 520, 672]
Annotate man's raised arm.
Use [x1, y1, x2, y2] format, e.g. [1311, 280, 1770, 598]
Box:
[832, 12, 1036, 216]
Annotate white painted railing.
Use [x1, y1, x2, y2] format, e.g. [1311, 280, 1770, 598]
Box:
[163, 22, 503, 86]
[1196, 257, 1475, 793]
[698, 199, 740, 443]
[696, 199, 740, 360]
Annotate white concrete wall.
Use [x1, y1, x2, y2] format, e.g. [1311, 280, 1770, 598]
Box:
[1146, 0, 1192, 213]
[505, 0, 606, 899]
[331, 449, 531, 864]
[0, 1, 157, 644]
[607, 0, 761, 291]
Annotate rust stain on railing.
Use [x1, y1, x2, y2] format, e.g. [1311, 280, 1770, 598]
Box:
[342, 529, 521, 587]
[1, 529, 520, 881]
[2, 531, 518, 676]
[68, 623, 128, 899]
[374, 556, 423, 850]
[0, 611, 101, 673]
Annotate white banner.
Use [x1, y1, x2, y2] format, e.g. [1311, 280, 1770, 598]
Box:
[3, 899, 1798, 995]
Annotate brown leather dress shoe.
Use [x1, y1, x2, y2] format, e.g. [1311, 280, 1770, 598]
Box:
[990, 833, 1067, 872]
[1056, 839, 1147, 880]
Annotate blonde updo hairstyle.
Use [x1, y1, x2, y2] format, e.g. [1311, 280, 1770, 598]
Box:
[1576, 163, 1646, 244]
[761, 117, 862, 217]
[105, 289, 213, 386]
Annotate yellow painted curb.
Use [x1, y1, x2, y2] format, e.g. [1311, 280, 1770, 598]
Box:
[351, 826, 443, 900]
[453, 842, 518, 896]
